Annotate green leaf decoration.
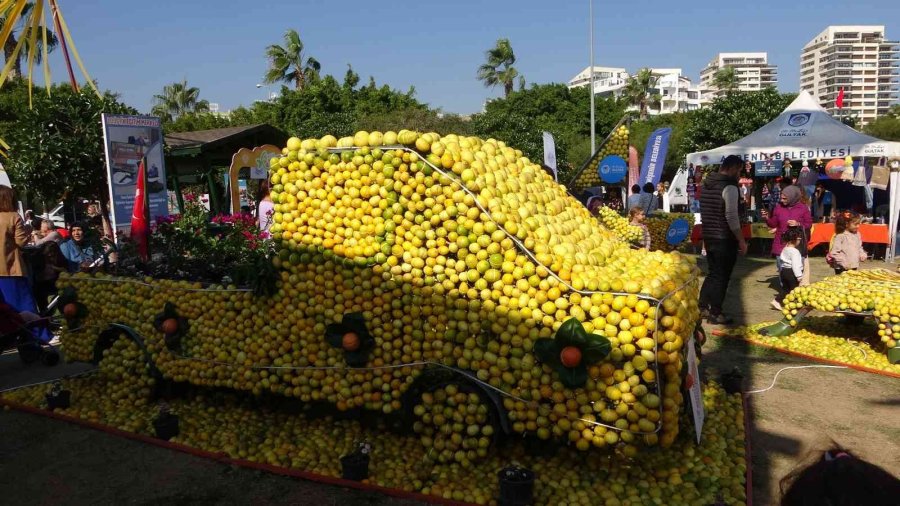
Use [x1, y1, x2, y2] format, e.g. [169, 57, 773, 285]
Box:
[556, 317, 588, 348]
[533, 338, 560, 368]
[558, 364, 588, 389]
[888, 346, 900, 365]
[581, 333, 612, 364]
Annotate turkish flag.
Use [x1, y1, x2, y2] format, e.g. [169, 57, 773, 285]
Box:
[130, 159, 149, 261]
[836, 88, 845, 109]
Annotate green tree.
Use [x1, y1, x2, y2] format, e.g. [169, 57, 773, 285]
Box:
[4, 85, 137, 213]
[151, 79, 209, 123]
[863, 105, 900, 141]
[629, 111, 694, 178]
[477, 38, 520, 98]
[263, 28, 320, 90]
[623, 68, 661, 120]
[471, 83, 626, 178]
[1, 1, 59, 78]
[163, 112, 235, 134]
[682, 87, 796, 155]
[712, 67, 738, 95]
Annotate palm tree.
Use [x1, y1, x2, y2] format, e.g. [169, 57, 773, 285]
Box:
[712, 67, 739, 95]
[623, 68, 661, 120]
[477, 38, 521, 98]
[1, 1, 59, 78]
[263, 29, 320, 90]
[151, 80, 210, 122]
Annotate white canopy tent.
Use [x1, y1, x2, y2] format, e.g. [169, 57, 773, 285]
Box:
[686, 91, 900, 166]
[686, 91, 900, 262]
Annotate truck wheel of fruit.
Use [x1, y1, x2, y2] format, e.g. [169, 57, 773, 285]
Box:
[757, 269, 900, 367]
[51, 129, 709, 456]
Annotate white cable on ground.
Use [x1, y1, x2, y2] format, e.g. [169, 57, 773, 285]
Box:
[745, 365, 848, 395]
[0, 369, 97, 394]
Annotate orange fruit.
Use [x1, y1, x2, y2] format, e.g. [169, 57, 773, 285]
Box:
[342, 332, 361, 351]
[63, 303, 78, 318]
[161, 318, 179, 334]
[559, 346, 582, 368]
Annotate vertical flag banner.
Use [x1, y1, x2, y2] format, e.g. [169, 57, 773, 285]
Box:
[836, 88, 845, 109]
[542, 131, 557, 181]
[130, 159, 149, 260]
[639, 128, 671, 187]
[101, 114, 168, 240]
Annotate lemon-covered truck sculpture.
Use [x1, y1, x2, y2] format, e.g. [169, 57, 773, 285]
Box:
[59, 129, 702, 459]
[761, 269, 900, 364]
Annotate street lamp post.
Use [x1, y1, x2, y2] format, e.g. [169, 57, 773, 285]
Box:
[589, 0, 596, 155]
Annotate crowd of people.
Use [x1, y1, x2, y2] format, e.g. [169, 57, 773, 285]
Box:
[0, 186, 108, 324]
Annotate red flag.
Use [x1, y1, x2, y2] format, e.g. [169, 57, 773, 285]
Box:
[836, 88, 845, 109]
[130, 159, 149, 260]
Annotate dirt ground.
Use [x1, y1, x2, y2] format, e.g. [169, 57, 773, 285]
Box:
[1, 255, 898, 505]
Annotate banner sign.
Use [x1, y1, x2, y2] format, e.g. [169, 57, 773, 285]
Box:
[598, 155, 627, 184]
[666, 218, 691, 245]
[102, 114, 168, 240]
[686, 336, 705, 444]
[754, 160, 780, 177]
[542, 131, 557, 181]
[778, 112, 815, 138]
[639, 128, 671, 187]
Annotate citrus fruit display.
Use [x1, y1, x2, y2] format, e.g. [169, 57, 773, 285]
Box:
[58, 128, 702, 456]
[1, 373, 747, 506]
[596, 206, 643, 245]
[778, 269, 900, 363]
[736, 317, 900, 375]
[645, 214, 695, 253]
[567, 123, 630, 194]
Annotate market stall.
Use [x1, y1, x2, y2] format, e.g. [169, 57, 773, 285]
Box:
[686, 91, 900, 261]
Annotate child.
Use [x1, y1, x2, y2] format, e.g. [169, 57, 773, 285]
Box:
[629, 207, 651, 250]
[829, 211, 867, 275]
[777, 228, 804, 304]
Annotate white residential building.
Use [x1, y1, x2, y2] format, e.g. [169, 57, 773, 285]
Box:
[647, 69, 704, 115]
[567, 66, 630, 96]
[567, 67, 704, 114]
[800, 25, 899, 126]
[699, 52, 778, 97]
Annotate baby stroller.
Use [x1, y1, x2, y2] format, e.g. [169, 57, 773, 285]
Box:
[0, 293, 60, 366]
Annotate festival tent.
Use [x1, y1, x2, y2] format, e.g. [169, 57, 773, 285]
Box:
[686, 91, 900, 262]
[686, 91, 900, 166]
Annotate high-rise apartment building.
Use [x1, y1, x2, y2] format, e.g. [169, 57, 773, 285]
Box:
[567, 66, 630, 96]
[800, 26, 899, 126]
[699, 52, 778, 97]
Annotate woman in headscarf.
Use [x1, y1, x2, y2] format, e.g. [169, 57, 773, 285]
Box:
[761, 185, 813, 310]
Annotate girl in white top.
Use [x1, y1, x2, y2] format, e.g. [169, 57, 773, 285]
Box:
[777, 228, 804, 304]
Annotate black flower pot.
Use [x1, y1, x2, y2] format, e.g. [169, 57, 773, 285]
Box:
[721, 371, 744, 394]
[340, 453, 369, 481]
[498, 466, 535, 506]
[45, 390, 71, 410]
[153, 413, 179, 441]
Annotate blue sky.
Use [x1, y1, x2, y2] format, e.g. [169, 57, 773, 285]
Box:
[38, 0, 899, 115]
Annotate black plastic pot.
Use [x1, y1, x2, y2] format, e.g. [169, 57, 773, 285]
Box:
[721, 370, 744, 394]
[498, 466, 534, 506]
[340, 453, 369, 481]
[153, 413, 180, 441]
[45, 390, 71, 410]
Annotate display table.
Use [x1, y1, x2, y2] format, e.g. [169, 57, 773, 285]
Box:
[807, 223, 890, 249]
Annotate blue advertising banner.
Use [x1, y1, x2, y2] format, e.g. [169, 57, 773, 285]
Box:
[666, 218, 691, 245]
[598, 155, 627, 184]
[639, 128, 671, 187]
[754, 160, 779, 177]
[101, 114, 168, 240]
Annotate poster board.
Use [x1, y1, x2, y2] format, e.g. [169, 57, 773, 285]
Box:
[686, 335, 705, 444]
[101, 114, 168, 240]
